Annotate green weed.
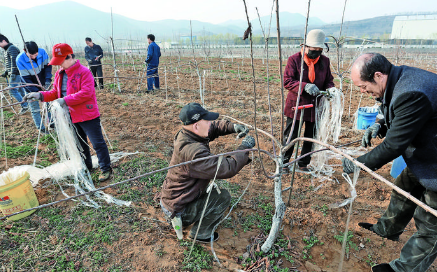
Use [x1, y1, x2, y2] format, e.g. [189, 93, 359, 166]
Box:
[180, 240, 213, 271]
[303, 235, 323, 259]
[365, 254, 376, 267]
[334, 230, 359, 255]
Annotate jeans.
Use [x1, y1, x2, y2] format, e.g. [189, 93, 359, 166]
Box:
[372, 167, 437, 272]
[28, 100, 51, 130]
[90, 65, 103, 89]
[146, 65, 159, 91]
[7, 74, 28, 108]
[283, 117, 315, 166]
[73, 117, 111, 172]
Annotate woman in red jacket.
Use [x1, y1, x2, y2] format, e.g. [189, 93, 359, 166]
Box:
[24, 43, 112, 181]
[283, 29, 335, 172]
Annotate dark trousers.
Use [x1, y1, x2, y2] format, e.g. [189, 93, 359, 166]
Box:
[181, 188, 231, 239]
[90, 65, 103, 89]
[283, 117, 315, 166]
[146, 65, 159, 91]
[74, 117, 111, 172]
[373, 167, 437, 272]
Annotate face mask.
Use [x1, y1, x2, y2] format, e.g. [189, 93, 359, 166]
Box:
[306, 50, 322, 59]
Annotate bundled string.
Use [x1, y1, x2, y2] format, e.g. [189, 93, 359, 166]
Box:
[46, 101, 130, 207]
[310, 88, 344, 179]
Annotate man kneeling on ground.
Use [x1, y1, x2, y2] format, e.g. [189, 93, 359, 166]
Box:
[160, 102, 255, 242]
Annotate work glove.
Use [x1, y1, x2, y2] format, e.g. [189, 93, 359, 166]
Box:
[1, 71, 8, 78]
[23, 92, 42, 102]
[362, 123, 381, 147]
[234, 124, 249, 139]
[321, 87, 337, 100]
[304, 83, 320, 96]
[342, 157, 360, 174]
[44, 81, 51, 90]
[240, 135, 256, 149]
[55, 98, 66, 107]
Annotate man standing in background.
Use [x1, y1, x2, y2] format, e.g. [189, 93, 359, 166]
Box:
[84, 37, 104, 89]
[0, 34, 28, 114]
[145, 34, 161, 93]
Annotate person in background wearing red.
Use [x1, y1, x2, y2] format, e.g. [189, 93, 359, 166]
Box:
[282, 29, 335, 173]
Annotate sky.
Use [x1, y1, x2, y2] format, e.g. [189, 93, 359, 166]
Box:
[3, 0, 437, 24]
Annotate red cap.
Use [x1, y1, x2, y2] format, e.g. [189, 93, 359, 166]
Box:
[49, 43, 73, 65]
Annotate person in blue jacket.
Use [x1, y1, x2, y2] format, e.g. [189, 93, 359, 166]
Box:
[16, 41, 52, 133]
[145, 34, 161, 92]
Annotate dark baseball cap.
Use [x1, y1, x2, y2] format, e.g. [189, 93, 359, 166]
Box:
[179, 103, 219, 125]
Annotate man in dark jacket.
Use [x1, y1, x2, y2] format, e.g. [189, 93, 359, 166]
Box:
[160, 102, 255, 242]
[17, 41, 52, 133]
[144, 34, 161, 92]
[84, 37, 104, 89]
[0, 34, 28, 114]
[343, 53, 437, 272]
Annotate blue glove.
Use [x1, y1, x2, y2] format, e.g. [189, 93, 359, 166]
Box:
[234, 124, 249, 139]
[342, 158, 360, 174]
[240, 135, 255, 149]
[362, 123, 381, 147]
[304, 83, 320, 96]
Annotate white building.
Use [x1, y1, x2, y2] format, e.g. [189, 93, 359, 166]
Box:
[391, 15, 437, 39]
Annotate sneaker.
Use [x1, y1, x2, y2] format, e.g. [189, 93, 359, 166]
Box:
[189, 232, 219, 243]
[372, 263, 395, 272]
[98, 169, 112, 182]
[358, 222, 402, 241]
[19, 107, 29, 115]
[39, 128, 49, 134]
[298, 166, 311, 173]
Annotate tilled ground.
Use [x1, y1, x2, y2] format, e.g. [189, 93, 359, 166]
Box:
[1, 53, 437, 272]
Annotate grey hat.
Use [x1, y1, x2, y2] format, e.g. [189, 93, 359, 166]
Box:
[303, 29, 326, 49]
[179, 102, 219, 125]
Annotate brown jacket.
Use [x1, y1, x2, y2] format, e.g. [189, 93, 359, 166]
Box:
[161, 120, 250, 214]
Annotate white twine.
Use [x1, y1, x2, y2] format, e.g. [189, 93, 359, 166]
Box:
[47, 101, 130, 207]
[310, 88, 344, 177]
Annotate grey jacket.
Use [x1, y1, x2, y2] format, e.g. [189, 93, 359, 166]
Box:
[3, 43, 20, 75]
[358, 65, 437, 191]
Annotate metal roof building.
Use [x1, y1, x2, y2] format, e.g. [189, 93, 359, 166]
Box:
[391, 15, 437, 39]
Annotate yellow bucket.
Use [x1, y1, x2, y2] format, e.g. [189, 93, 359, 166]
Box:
[0, 170, 39, 221]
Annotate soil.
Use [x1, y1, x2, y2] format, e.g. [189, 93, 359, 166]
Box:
[2, 51, 437, 272]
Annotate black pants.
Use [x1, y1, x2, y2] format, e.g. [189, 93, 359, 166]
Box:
[74, 117, 111, 172]
[90, 65, 103, 89]
[283, 117, 315, 166]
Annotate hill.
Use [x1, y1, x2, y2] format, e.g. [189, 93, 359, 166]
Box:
[0, 1, 410, 47]
[0, 1, 326, 46]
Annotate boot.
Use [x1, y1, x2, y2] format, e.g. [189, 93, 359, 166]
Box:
[372, 263, 395, 272]
[359, 222, 402, 241]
